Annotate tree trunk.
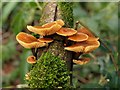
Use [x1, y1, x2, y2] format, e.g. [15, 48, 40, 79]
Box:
[28, 2, 74, 87]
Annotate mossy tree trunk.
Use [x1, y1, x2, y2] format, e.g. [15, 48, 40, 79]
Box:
[39, 2, 74, 84]
[28, 2, 74, 88]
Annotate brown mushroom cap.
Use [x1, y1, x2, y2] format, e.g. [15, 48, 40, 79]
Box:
[27, 19, 64, 36]
[68, 32, 88, 42]
[56, 19, 64, 26]
[27, 55, 36, 64]
[73, 58, 90, 65]
[16, 32, 46, 48]
[64, 40, 100, 53]
[38, 38, 53, 43]
[56, 28, 77, 36]
[64, 44, 84, 52]
[78, 27, 99, 41]
[84, 41, 100, 53]
[78, 27, 95, 37]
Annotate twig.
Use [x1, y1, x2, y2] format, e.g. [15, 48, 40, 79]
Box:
[35, 0, 42, 11]
[75, 21, 80, 30]
[54, 5, 57, 21]
[77, 20, 118, 72]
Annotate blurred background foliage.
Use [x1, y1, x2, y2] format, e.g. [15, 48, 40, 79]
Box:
[1, 2, 119, 88]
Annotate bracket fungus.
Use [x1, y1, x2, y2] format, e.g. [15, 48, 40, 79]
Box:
[73, 58, 90, 65]
[27, 19, 64, 36]
[27, 55, 37, 64]
[78, 27, 99, 41]
[65, 27, 100, 54]
[68, 32, 88, 42]
[56, 28, 77, 36]
[16, 19, 100, 87]
[16, 32, 46, 48]
[65, 38, 100, 53]
[38, 38, 53, 43]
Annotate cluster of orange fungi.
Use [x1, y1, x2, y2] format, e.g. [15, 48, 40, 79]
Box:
[16, 19, 100, 65]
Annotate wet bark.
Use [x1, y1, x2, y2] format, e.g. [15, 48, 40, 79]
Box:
[38, 2, 74, 85]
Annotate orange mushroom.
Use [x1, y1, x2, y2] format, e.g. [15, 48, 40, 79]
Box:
[78, 27, 99, 41]
[56, 28, 77, 36]
[16, 32, 46, 48]
[73, 58, 90, 65]
[38, 38, 53, 43]
[27, 19, 64, 36]
[27, 55, 37, 64]
[65, 40, 100, 53]
[64, 43, 84, 52]
[68, 32, 88, 42]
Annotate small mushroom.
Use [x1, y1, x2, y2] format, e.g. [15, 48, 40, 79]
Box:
[65, 40, 100, 53]
[16, 32, 46, 48]
[27, 19, 64, 36]
[27, 55, 37, 64]
[38, 38, 53, 43]
[73, 58, 90, 65]
[68, 32, 88, 42]
[56, 28, 77, 36]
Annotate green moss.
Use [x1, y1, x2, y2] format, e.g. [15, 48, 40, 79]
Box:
[26, 52, 71, 88]
[58, 2, 73, 28]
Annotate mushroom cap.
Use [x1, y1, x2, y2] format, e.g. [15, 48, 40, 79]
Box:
[64, 40, 100, 53]
[56, 19, 64, 26]
[38, 38, 53, 43]
[16, 32, 46, 48]
[68, 32, 88, 42]
[87, 37, 99, 41]
[78, 27, 95, 37]
[27, 55, 37, 64]
[78, 27, 99, 41]
[42, 19, 64, 27]
[27, 19, 64, 36]
[84, 41, 100, 53]
[73, 58, 90, 65]
[56, 28, 77, 36]
[64, 44, 84, 52]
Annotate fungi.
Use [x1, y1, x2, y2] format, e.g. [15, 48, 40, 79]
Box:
[68, 32, 88, 42]
[78, 27, 99, 41]
[64, 44, 84, 52]
[65, 40, 100, 53]
[56, 28, 77, 36]
[27, 19, 64, 36]
[73, 57, 90, 65]
[38, 38, 53, 43]
[27, 55, 37, 64]
[16, 32, 46, 48]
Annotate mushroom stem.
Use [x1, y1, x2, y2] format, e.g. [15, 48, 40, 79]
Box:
[31, 48, 35, 56]
[31, 48, 38, 60]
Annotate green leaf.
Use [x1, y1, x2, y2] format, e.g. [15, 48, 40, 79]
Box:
[2, 2, 18, 25]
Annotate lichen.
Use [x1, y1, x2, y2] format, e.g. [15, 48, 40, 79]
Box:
[26, 52, 71, 88]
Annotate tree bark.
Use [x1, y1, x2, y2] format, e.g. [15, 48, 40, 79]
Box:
[38, 2, 74, 85]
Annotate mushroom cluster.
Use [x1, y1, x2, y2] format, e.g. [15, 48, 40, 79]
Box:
[16, 19, 100, 65]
